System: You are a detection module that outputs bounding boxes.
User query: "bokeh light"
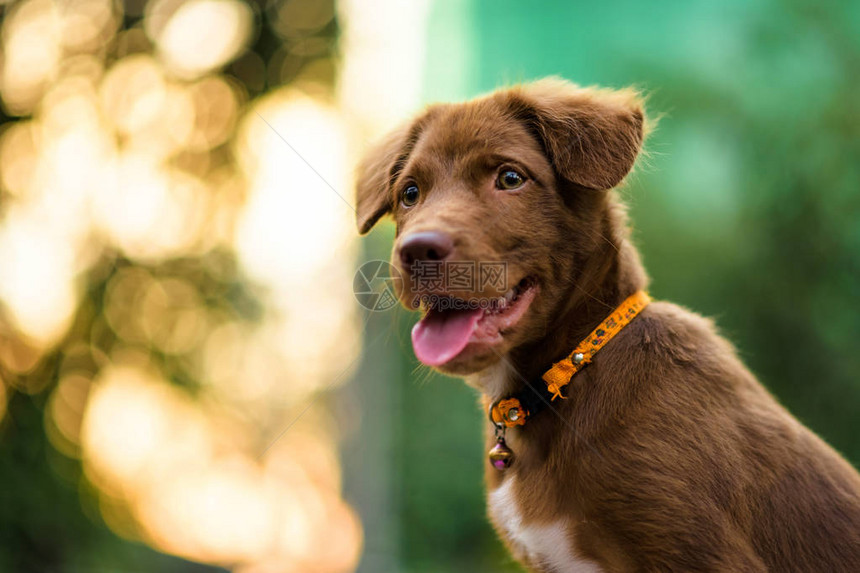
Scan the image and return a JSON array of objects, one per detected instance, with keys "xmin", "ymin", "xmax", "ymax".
[
  {"xmin": 1, "ymin": 0, "xmax": 362, "ymax": 570},
  {"xmin": 148, "ymin": 0, "xmax": 254, "ymax": 80}
]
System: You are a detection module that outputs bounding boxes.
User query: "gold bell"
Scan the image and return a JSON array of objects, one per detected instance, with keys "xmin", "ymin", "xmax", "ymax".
[{"xmin": 489, "ymin": 437, "xmax": 513, "ymax": 470}]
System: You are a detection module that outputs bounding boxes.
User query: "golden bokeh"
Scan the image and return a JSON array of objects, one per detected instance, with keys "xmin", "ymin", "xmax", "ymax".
[{"xmin": 0, "ymin": 0, "xmax": 373, "ymax": 570}]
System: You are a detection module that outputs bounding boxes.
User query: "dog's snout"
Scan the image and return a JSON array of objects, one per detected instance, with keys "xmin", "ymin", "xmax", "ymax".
[{"xmin": 398, "ymin": 231, "xmax": 454, "ymax": 267}]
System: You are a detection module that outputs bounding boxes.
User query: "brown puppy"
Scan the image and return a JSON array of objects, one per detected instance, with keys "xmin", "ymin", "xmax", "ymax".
[{"xmin": 355, "ymin": 78, "xmax": 860, "ymax": 572}]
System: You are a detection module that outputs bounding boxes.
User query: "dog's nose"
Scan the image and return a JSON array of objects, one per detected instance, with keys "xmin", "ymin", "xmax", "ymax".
[{"xmin": 398, "ymin": 231, "xmax": 454, "ymax": 267}]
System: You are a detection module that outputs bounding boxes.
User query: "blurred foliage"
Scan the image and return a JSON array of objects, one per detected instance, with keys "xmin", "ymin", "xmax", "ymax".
[{"xmin": 0, "ymin": 0, "xmax": 354, "ymax": 572}]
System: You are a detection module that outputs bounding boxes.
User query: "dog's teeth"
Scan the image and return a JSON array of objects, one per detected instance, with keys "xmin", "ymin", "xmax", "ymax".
[{"xmin": 504, "ymin": 289, "xmax": 516, "ymax": 303}]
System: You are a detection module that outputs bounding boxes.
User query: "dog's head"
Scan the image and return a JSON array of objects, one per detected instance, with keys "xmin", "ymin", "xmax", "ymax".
[{"xmin": 355, "ymin": 78, "xmax": 646, "ymax": 375}]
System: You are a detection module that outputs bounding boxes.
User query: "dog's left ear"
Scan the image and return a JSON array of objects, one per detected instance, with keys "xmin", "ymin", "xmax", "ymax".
[
  {"xmin": 510, "ymin": 78, "xmax": 646, "ymax": 190},
  {"xmin": 354, "ymin": 122, "xmax": 416, "ymax": 235}
]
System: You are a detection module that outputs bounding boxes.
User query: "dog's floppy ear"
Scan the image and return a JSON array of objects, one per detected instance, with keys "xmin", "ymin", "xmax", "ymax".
[
  {"xmin": 511, "ymin": 78, "xmax": 646, "ymax": 190},
  {"xmin": 354, "ymin": 123, "xmax": 414, "ymax": 235}
]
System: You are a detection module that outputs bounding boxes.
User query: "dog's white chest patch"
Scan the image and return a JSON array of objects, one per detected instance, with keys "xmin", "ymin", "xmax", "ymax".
[{"xmin": 489, "ymin": 478, "xmax": 603, "ymax": 573}]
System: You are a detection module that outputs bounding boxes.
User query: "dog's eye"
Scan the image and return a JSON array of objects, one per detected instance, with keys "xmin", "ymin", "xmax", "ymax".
[
  {"xmin": 401, "ymin": 184, "xmax": 420, "ymax": 207},
  {"xmin": 497, "ymin": 169, "xmax": 525, "ymax": 190}
]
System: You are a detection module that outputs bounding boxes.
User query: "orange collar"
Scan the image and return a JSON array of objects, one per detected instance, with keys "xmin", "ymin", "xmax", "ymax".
[{"xmin": 490, "ymin": 290, "xmax": 651, "ymax": 428}]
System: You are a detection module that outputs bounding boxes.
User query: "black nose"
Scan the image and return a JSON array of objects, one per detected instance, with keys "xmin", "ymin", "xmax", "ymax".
[{"xmin": 398, "ymin": 231, "xmax": 454, "ymax": 268}]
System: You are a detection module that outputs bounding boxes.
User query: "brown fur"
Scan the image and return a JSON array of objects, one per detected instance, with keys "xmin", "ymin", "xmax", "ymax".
[{"xmin": 355, "ymin": 78, "xmax": 860, "ymax": 572}]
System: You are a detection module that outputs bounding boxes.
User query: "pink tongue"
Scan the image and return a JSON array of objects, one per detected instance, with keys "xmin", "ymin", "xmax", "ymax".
[{"xmin": 411, "ymin": 308, "xmax": 483, "ymax": 366}]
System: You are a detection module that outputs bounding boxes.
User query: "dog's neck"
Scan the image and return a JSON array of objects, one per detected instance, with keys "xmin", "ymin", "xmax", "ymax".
[{"xmin": 475, "ymin": 210, "xmax": 648, "ymax": 400}]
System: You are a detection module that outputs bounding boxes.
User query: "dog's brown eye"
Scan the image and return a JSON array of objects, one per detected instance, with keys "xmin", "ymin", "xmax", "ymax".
[
  {"xmin": 497, "ymin": 170, "xmax": 525, "ymax": 190},
  {"xmin": 401, "ymin": 184, "xmax": 420, "ymax": 207}
]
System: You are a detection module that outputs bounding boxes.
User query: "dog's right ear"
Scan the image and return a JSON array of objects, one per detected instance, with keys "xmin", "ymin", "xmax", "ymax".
[
  {"xmin": 354, "ymin": 123, "xmax": 414, "ymax": 235},
  {"xmin": 508, "ymin": 78, "xmax": 646, "ymax": 191}
]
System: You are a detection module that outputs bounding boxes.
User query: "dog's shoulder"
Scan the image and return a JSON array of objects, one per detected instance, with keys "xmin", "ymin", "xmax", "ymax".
[
  {"xmin": 608, "ymin": 299, "xmax": 752, "ymax": 387},
  {"xmin": 625, "ymin": 300, "xmax": 728, "ymax": 355},
  {"xmin": 591, "ymin": 298, "xmax": 780, "ymax": 437}
]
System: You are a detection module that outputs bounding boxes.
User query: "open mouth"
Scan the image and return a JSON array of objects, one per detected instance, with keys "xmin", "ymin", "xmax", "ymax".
[{"xmin": 411, "ymin": 277, "xmax": 538, "ymax": 367}]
